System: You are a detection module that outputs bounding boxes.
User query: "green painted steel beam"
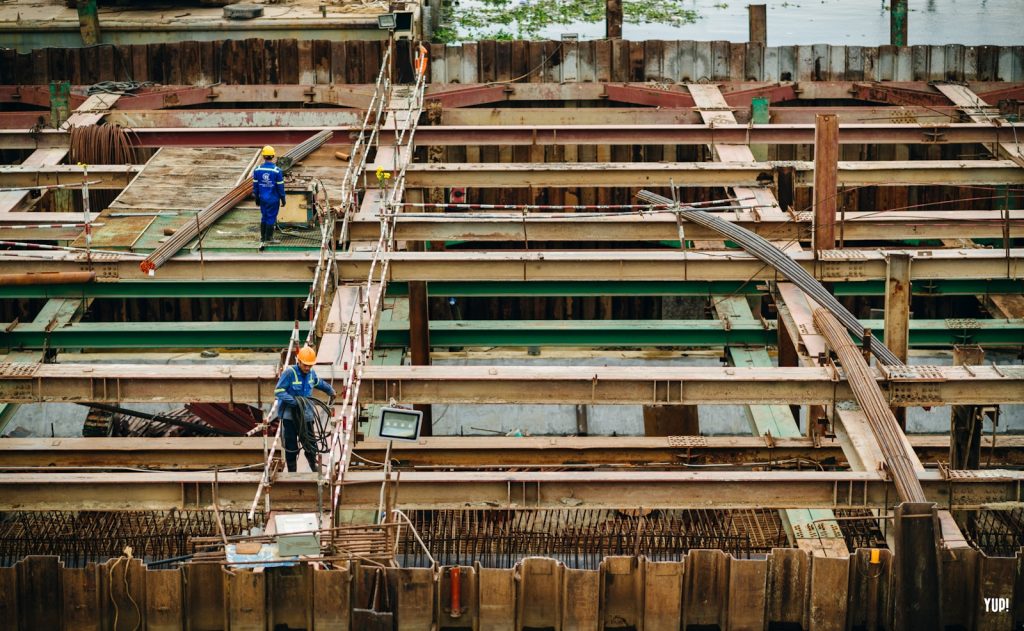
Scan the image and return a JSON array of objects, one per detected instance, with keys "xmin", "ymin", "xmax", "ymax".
[
  {"xmin": 0, "ymin": 281, "xmax": 310, "ymax": 299},
  {"xmin": 2, "ymin": 279, "xmax": 1019, "ymax": 300},
  {"xmin": 2, "ymin": 321, "xmax": 311, "ymax": 350},
  {"xmin": 3, "ymin": 319, "xmax": 1021, "ymax": 351},
  {"xmin": 385, "ymin": 279, "xmax": 1024, "ymax": 298},
  {"xmin": 714, "ymin": 296, "xmax": 845, "ymax": 547},
  {"xmin": 373, "ymin": 319, "xmax": 1024, "ymax": 349}
]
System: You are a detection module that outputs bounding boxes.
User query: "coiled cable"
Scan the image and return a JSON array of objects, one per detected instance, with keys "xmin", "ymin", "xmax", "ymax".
[{"xmin": 293, "ymin": 395, "xmax": 333, "ymax": 455}]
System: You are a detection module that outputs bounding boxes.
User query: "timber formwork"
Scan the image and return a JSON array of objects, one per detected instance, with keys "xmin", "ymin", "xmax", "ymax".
[{"xmin": 1, "ymin": 35, "xmax": 1024, "ymax": 630}]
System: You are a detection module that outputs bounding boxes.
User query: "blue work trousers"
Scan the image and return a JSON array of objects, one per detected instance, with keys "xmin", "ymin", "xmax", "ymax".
[{"xmin": 282, "ymin": 407, "xmax": 317, "ymax": 472}]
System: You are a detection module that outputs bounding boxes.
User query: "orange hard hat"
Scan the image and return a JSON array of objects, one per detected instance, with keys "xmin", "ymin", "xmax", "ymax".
[{"xmin": 296, "ymin": 346, "xmax": 317, "ymax": 365}]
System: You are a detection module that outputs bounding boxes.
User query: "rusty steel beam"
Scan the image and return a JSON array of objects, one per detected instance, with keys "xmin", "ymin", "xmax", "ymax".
[
  {"xmin": 348, "ymin": 210, "xmax": 1024, "ymax": 243},
  {"xmin": 2, "ymin": 82, "xmax": 1017, "ymax": 111},
  {"xmin": 3, "ymin": 435, "xmax": 1024, "ymax": 469},
  {"xmin": 402, "ymin": 160, "xmax": 1024, "ymax": 188},
  {"xmin": 850, "ymin": 82, "xmax": 953, "ymax": 108},
  {"xmin": 438, "ymin": 106, "xmax": 969, "ymax": 126},
  {"xmin": 0, "ymin": 468, "xmax": 1019, "ymax": 511},
  {"xmin": 5, "ymin": 435, "xmax": 1022, "ymax": 469},
  {"xmin": 8, "ymin": 122, "xmax": 1020, "ymax": 151},
  {"xmin": 0, "ymin": 164, "xmax": 141, "ymax": 189},
  {"xmin": 2, "ymin": 248, "xmax": 1020, "ymax": 284},
  {"xmin": 0, "ymin": 363, "xmax": 1021, "ymax": 405}
]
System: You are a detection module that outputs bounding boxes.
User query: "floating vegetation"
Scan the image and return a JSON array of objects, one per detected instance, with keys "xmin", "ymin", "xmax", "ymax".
[{"xmin": 437, "ymin": 0, "xmax": 700, "ymax": 43}]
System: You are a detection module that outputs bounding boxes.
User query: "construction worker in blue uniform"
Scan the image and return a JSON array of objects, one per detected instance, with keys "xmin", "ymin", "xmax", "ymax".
[
  {"xmin": 252, "ymin": 145, "xmax": 286, "ymax": 249},
  {"xmin": 274, "ymin": 345, "xmax": 336, "ymax": 472}
]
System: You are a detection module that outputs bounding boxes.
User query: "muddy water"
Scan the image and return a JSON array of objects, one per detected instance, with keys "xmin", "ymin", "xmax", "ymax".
[{"xmin": 454, "ymin": 0, "xmax": 1023, "ymax": 45}]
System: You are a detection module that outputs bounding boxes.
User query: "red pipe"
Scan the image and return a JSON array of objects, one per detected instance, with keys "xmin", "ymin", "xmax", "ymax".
[{"xmin": 449, "ymin": 566, "xmax": 462, "ymax": 618}]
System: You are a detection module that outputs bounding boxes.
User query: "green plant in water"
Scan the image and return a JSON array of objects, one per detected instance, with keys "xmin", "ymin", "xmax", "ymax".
[{"xmin": 439, "ymin": 0, "xmax": 700, "ymax": 42}]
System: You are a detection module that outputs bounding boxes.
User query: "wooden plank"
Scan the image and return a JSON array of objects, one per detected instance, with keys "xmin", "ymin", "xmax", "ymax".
[
  {"xmin": 145, "ymin": 568, "xmax": 184, "ymax": 631},
  {"xmin": 727, "ymin": 559, "xmax": 767, "ymax": 630},
  {"xmin": 478, "ymin": 568, "xmax": 515, "ymax": 631},
  {"xmin": 642, "ymin": 561, "xmax": 683, "ymax": 631}
]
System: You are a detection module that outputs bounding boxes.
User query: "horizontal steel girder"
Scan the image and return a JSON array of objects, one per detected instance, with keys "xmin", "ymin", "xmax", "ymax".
[
  {"xmin": 3, "ymin": 249, "xmax": 1021, "ymax": 285},
  {"xmin": 0, "ymin": 280, "xmax": 310, "ymax": 299},
  {"xmin": 0, "ymin": 278, "xmax": 1020, "ymax": 299},
  {"xmin": 355, "ymin": 364, "xmax": 1022, "ymax": 406},
  {"xmin": 401, "ymin": 160, "xmax": 1024, "ymax": 188},
  {"xmin": 4, "ymin": 318, "xmax": 1020, "ymax": 351},
  {"xmin": 338, "ymin": 249, "xmax": 1024, "ymax": 283},
  {"xmin": 7, "ymin": 435, "xmax": 1021, "ymax": 469},
  {"xmin": 385, "ymin": 279, "xmax": 1024, "ymax": 297},
  {"xmin": 5, "ymin": 363, "xmax": 1015, "ymax": 405},
  {"xmin": 349, "ymin": 210, "xmax": 1024, "ymax": 242},
  {"xmin": 0, "ymin": 165, "xmax": 142, "ymax": 189},
  {"xmin": 2, "ymin": 81, "xmax": 1018, "ymax": 110},
  {"xmin": 3, "ymin": 321, "xmax": 312, "ymax": 349},
  {"xmin": 436, "ymin": 106, "xmax": 975, "ymax": 126},
  {"xmin": 372, "ymin": 318, "xmax": 1024, "ymax": 348},
  {"xmin": 0, "ymin": 468, "xmax": 1019, "ymax": 511},
  {"xmin": 4, "ymin": 123, "xmax": 1023, "ymax": 150}
]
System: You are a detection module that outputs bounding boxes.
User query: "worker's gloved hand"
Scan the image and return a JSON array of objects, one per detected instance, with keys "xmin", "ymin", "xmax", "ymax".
[{"xmin": 280, "ymin": 199, "xmax": 286, "ymax": 207}]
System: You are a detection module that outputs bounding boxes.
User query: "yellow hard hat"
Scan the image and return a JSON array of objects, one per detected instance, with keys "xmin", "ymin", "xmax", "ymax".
[
  {"xmin": 262, "ymin": 145, "xmax": 276, "ymax": 157},
  {"xmin": 297, "ymin": 346, "xmax": 317, "ymax": 365}
]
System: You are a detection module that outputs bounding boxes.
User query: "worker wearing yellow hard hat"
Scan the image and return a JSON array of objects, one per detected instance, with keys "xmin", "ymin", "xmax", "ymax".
[
  {"xmin": 274, "ymin": 345, "xmax": 336, "ymax": 472},
  {"xmin": 252, "ymin": 145, "xmax": 285, "ymax": 250}
]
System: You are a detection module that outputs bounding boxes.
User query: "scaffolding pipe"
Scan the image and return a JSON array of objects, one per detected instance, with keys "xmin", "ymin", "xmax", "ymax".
[
  {"xmin": 140, "ymin": 130, "xmax": 333, "ymax": 275},
  {"xmin": 636, "ymin": 189, "xmax": 904, "ymax": 366}
]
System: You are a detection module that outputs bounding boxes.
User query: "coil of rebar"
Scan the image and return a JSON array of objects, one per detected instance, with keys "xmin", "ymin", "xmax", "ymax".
[
  {"xmin": 140, "ymin": 130, "xmax": 333, "ymax": 274},
  {"xmin": 636, "ymin": 189, "xmax": 904, "ymax": 367},
  {"xmin": 68, "ymin": 123, "xmax": 139, "ymax": 211}
]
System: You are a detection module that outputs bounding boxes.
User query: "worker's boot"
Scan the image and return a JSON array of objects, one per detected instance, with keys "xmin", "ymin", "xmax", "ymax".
[
  {"xmin": 268, "ymin": 224, "xmax": 281, "ymax": 244},
  {"xmin": 257, "ymin": 222, "xmax": 267, "ymax": 251}
]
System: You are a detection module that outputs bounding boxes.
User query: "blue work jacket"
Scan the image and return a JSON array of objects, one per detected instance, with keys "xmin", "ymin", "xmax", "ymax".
[
  {"xmin": 252, "ymin": 160, "xmax": 286, "ymax": 206},
  {"xmin": 274, "ymin": 365, "xmax": 335, "ymax": 419}
]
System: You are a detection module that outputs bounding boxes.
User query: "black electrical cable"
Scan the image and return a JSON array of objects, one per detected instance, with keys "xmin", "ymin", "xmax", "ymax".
[{"xmin": 293, "ymin": 395, "xmax": 333, "ymax": 455}]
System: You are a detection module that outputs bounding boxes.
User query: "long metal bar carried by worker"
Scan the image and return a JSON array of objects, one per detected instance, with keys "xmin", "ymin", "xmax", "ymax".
[
  {"xmin": 139, "ymin": 130, "xmax": 333, "ymax": 274},
  {"xmin": 637, "ymin": 189, "xmax": 904, "ymax": 366}
]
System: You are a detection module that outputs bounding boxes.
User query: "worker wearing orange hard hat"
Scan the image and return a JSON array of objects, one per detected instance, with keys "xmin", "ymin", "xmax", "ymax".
[
  {"xmin": 252, "ymin": 145, "xmax": 285, "ymax": 250},
  {"xmin": 274, "ymin": 345, "xmax": 336, "ymax": 472}
]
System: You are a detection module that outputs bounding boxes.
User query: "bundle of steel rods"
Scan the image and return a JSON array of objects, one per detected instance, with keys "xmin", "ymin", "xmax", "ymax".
[
  {"xmin": 637, "ymin": 189, "xmax": 904, "ymax": 366},
  {"xmin": 812, "ymin": 307, "xmax": 927, "ymax": 503},
  {"xmin": 140, "ymin": 130, "xmax": 333, "ymax": 274}
]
